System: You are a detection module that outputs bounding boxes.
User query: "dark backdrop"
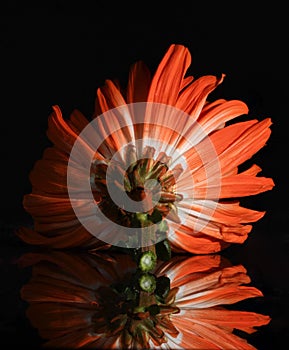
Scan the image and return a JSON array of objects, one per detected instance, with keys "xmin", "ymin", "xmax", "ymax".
[{"xmin": 0, "ymin": 2, "xmax": 288, "ymax": 349}]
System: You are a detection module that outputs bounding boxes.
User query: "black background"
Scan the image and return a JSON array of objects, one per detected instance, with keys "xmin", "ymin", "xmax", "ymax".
[{"xmin": 0, "ymin": 2, "xmax": 288, "ymax": 349}]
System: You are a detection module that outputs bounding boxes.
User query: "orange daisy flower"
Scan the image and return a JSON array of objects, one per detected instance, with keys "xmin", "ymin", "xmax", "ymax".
[
  {"xmin": 17, "ymin": 44, "xmax": 274, "ymax": 252},
  {"xmin": 19, "ymin": 251, "xmax": 270, "ymax": 349}
]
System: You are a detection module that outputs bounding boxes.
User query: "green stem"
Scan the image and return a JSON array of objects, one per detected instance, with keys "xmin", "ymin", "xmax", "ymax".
[
  {"xmin": 135, "ymin": 213, "xmax": 158, "ymax": 309},
  {"xmin": 136, "ymin": 213, "xmax": 156, "ymax": 255}
]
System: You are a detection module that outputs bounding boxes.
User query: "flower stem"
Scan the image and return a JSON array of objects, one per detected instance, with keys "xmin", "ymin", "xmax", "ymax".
[
  {"xmin": 136, "ymin": 213, "xmax": 158, "ymax": 309},
  {"xmin": 136, "ymin": 213, "xmax": 156, "ymax": 255}
]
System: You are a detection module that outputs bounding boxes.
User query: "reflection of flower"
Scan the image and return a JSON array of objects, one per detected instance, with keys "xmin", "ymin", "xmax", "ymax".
[
  {"xmin": 17, "ymin": 44, "xmax": 274, "ymax": 252},
  {"xmin": 20, "ymin": 251, "xmax": 270, "ymax": 349}
]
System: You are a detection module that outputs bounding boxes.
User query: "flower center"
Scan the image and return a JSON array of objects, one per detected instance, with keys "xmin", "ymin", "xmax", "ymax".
[{"xmin": 90, "ymin": 146, "xmax": 184, "ymax": 232}]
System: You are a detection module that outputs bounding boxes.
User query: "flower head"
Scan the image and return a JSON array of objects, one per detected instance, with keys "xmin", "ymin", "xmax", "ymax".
[
  {"xmin": 17, "ymin": 44, "xmax": 274, "ymax": 252},
  {"xmin": 19, "ymin": 251, "xmax": 270, "ymax": 349}
]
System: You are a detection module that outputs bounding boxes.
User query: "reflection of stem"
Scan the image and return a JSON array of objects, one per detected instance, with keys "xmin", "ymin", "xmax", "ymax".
[{"xmin": 139, "ymin": 290, "xmax": 156, "ymax": 309}]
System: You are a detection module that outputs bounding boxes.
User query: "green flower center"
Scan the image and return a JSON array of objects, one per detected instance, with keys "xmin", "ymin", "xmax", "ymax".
[{"xmin": 90, "ymin": 146, "xmax": 184, "ymax": 232}]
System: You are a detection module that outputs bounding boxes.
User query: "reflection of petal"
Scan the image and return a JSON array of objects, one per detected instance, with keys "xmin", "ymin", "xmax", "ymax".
[
  {"xmin": 19, "ymin": 251, "xmax": 270, "ymax": 349},
  {"xmin": 17, "ymin": 226, "xmax": 110, "ymax": 250}
]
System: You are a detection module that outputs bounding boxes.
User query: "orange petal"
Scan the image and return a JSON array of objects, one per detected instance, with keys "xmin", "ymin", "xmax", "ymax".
[
  {"xmin": 182, "ymin": 120, "xmax": 258, "ymax": 183},
  {"xmin": 241, "ymin": 164, "xmax": 262, "ymax": 176},
  {"xmin": 43, "ymin": 328, "xmax": 101, "ymax": 349},
  {"xmin": 178, "ymin": 200, "xmax": 265, "ymax": 225},
  {"xmin": 219, "ymin": 174, "xmax": 275, "ymax": 198},
  {"xmin": 27, "ymin": 304, "xmax": 95, "ymax": 332},
  {"xmin": 185, "ymin": 308, "xmax": 271, "ymax": 334},
  {"xmin": 175, "ymin": 74, "xmax": 225, "ymax": 118},
  {"xmin": 18, "ymin": 251, "xmax": 109, "ymax": 287},
  {"xmin": 156, "ymin": 254, "xmax": 222, "ymax": 282},
  {"xmin": 47, "ymin": 105, "xmax": 95, "ymax": 159},
  {"xmin": 172, "ymin": 315, "xmax": 258, "ymax": 349},
  {"xmin": 46, "ymin": 105, "xmax": 78, "ymax": 154},
  {"xmin": 67, "ymin": 109, "xmax": 89, "ymax": 134},
  {"xmin": 25, "ymin": 304, "xmax": 98, "ymax": 344},
  {"xmin": 42, "ymin": 146, "xmax": 69, "ymax": 162},
  {"xmin": 169, "ymin": 218, "xmax": 253, "ymax": 254},
  {"xmin": 28, "ymin": 160, "xmax": 68, "ymax": 195},
  {"xmin": 213, "ymin": 118, "xmax": 272, "ymax": 175},
  {"xmin": 198, "ymin": 99, "xmax": 249, "ymax": 133},
  {"xmin": 180, "ymin": 75, "xmax": 194, "ymax": 90},
  {"xmin": 147, "ymin": 44, "xmax": 191, "ymax": 105},
  {"xmin": 22, "ymin": 280, "xmax": 95, "ymax": 304},
  {"xmin": 126, "ymin": 61, "xmax": 151, "ymax": 103},
  {"xmin": 199, "ymin": 98, "xmax": 227, "ymax": 115},
  {"xmin": 173, "ymin": 264, "xmax": 250, "ymax": 295},
  {"xmin": 16, "ymin": 226, "xmax": 99, "ymax": 249},
  {"xmin": 166, "ymin": 324, "xmax": 220, "ymax": 349},
  {"xmin": 174, "ymin": 210, "xmax": 252, "ymax": 239},
  {"xmin": 93, "ymin": 80, "xmax": 135, "ymax": 156},
  {"xmin": 176, "ymin": 285, "xmax": 263, "ymax": 308},
  {"xmin": 96, "ymin": 79, "xmax": 126, "ymax": 113},
  {"xmin": 23, "ymin": 194, "xmax": 95, "ymax": 223},
  {"xmin": 168, "ymin": 226, "xmax": 229, "ymax": 254}
]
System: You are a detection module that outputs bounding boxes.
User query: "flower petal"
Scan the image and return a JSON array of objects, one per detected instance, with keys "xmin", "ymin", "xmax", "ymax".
[
  {"xmin": 168, "ymin": 225, "xmax": 229, "ymax": 254},
  {"xmin": 22, "ymin": 280, "xmax": 96, "ymax": 304},
  {"xmin": 213, "ymin": 118, "xmax": 272, "ymax": 175},
  {"xmin": 185, "ymin": 308, "xmax": 271, "ymax": 334},
  {"xmin": 23, "ymin": 194, "xmax": 95, "ymax": 224},
  {"xmin": 219, "ymin": 174, "xmax": 275, "ymax": 198},
  {"xmin": 93, "ymin": 80, "xmax": 136, "ymax": 158},
  {"xmin": 16, "ymin": 226, "xmax": 102, "ymax": 249},
  {"xmin": 171, "ymin": 314, "xmax": 258, "ymax": 350},
  {"xmin": 47, "ymin": 106, "xmax": 96, "ymax": 161},
  {"xmin": 67, "ymin": 109, "xmax": 90, "ymax": 134},
  {"xmin": 169, "ymin": 214, "xmax": 252, "ymax": 252},
  {"xmin": 174, "ymin": 264, "xmax": 251, "ymax": 295},
  {"xmin": 178, "ymin": 199, "xmax": 265, "ymax": 225},
  {"xmin": 24, "ymin": 304, "xmax": 95, "ymax": 330},
  {"xmin": 46, "ymin": 105, "xmax": 78, "ymax": 154},
  {"xmin": 176, "ymin": 285, "xmax": 263, "ymax": 308},
  {"xmin": 166, "ymin": 325, "xmax": 220, "ymax": 349},
  {"xmin": 175, "ymin": 74, "xmax": 225, "ymax": 118},
  {"xmin": 43, "ymin": 328, "xmax": 101, "ymax": 349},
  {"xmin": 126, "ymin": 61, "xmax": 151, "ymax": 103},
  {"xmin": 96, "ymin": 79, "xmax": 126, "ymax": 113},
  {"xmin": 147, "ymin": 44, "xmax": 191, "ymax": 105},
  {"xmin": 198, "ymin": 99, "xmax": 249, "ymax": 133},
  {"xmin": 156, "ymin": 254, "xmax": 222, "ymax": 282},
  {"xmin": 29, "ymin": 160, "xmax": 69, "ymax": 195}
]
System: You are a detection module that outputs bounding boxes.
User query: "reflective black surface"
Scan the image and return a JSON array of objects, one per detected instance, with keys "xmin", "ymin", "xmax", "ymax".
[{"xmin": 1, "ymin": 222, "xmax": 288, "ymax": 349}]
